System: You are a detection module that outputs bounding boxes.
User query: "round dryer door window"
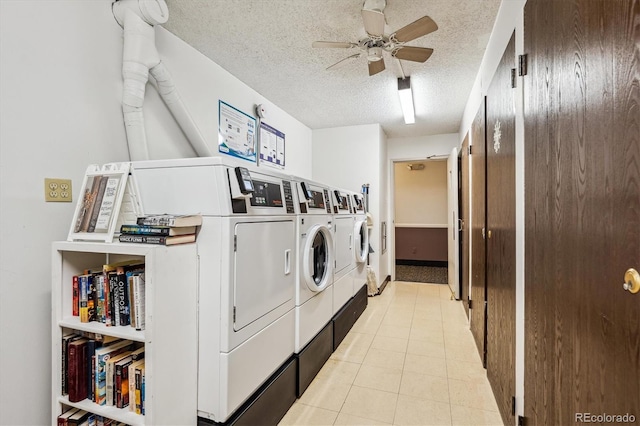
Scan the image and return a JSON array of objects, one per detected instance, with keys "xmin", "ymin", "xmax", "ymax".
[
  {"xmin": 303, "ymin": 224, "xmax": 334, "ymax": 292},
  {"xmin": 354, "ymin": 219, "xmax": 369, "ymax": 263}
]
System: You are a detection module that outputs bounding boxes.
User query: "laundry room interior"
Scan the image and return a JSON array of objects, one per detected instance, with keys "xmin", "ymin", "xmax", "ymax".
[{"xmin": 1, "ymin": 1, "xmax": 638, "ymax": 426}]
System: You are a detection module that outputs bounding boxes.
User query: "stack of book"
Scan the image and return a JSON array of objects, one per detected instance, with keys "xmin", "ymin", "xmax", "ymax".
[{"xmin": 118, "ymin": 214, "xmax": 202, "ymax": 246}]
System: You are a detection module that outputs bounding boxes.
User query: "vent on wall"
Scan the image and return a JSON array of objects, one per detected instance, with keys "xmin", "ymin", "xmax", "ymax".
[{"xmin": 406, "ymin": 163, "xmax": 425, "ymax": 171}]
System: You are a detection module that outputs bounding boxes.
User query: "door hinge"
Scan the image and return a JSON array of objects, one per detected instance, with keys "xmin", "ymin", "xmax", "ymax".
[
  {"xmin": 518, "ymin": 415, "xmax": 525, "ymax": 426},
  {"xmin": 468, "ymin": 298, "xmax": 473, "ymax": 310},
  {"xmin": 512, "ymin": 396, "xmax": 516, "ymax": 416},
  {"xmin": 468, "ymin": 145, "xmax": 472, "ymax": 155},
  {"xmin": 518, "ymin": 54, "xmax": 528, "ymax": 76},
  {"xmin": 234, "ymin": 235, "xmax": 237, "ymax": 252},
  {"xmin": 233, "ymin": 306, "xmax": 236, "ymax": 322},
  {"xmin": 511, "ymin": 68, "xmax": 517, "ymax": 88}
]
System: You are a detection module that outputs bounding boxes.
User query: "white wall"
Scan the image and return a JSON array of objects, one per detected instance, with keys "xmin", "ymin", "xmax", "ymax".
[
  {"xmin": 394, "ymin": 161, "xmax": 448, "ymax": 226},
  {"xmin": 457, "ymin": 1, "xmax": 526, "ymax": 423},
  {"xmin": 0, "ymin": 2, "xmax": 311, "ymax": 424},
  {"xmin": 312, "ymin": 124, "xmax": 389, "ymax": 284}
]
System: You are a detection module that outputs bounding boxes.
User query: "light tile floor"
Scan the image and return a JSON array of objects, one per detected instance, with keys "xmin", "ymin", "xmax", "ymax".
[{"xmin": 279, "ymin": 281, "xmax": 503, "ymax": 426}]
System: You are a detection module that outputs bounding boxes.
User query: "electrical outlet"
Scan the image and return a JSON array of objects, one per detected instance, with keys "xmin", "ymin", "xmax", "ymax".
[{"xmin": 45, "ymin": 178, "xmax": 72, "ymax": 202}]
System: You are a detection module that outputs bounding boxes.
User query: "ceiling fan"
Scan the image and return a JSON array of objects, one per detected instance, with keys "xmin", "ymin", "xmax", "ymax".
[{"xmin": 312, "ymin": 0, "xmax": 438, "ymax": 76}]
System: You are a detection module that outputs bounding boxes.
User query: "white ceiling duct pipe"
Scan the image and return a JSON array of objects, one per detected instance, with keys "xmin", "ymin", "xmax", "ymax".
[{"xmin": 113, "ymin": 0, "xmax": 212, "ymax": 160}]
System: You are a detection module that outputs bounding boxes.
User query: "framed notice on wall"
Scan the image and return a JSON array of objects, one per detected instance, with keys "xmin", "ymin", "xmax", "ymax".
[
  {"xmin": 218, "ymin": 100, "xmax": 257, "ymax": 163},
  {"xmin": 259, "ymin": 121, "xmax": 285, "ymax": 168}
]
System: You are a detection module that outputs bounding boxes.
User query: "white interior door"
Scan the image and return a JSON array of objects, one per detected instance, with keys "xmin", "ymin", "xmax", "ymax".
[{"xmin": 447, "ymin": 148, "xmax": 460, "ymax": 299}]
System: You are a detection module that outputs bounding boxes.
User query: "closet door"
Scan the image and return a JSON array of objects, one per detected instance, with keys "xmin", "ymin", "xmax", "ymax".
[
  {"xmin": 470, "ymin": 98, "xmax": 487, "ymax": 364},
  {"xmin": 460, "ymin": 134, "xmax": 470, "ymax": 316},
  {"xmin": 486, "ymin": 31, "xmax": 517, "ymax": 426},
  {"xmin": 524, "ymin": 0, "xmax": 640, "ymax": 424}
]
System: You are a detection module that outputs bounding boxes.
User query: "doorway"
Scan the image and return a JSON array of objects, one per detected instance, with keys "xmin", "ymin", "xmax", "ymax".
[{"xmin": 392, "ymin": 159, "xmax": 449, "ymax": 285}]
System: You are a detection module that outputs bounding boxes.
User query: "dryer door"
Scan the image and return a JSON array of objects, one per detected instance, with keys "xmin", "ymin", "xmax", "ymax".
[
  {"xmin": 354, "ymin": 219, "xmax": 369, "ymax": 263},
  {"xmin": 233, "ymin": 220, "xmax": 295, "ymax": 331},
  {"xmin": 302, "ymin": 224, "xmax": 334, "ymax": 292}
]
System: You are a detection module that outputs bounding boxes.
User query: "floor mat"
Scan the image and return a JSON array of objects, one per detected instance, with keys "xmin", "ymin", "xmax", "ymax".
[{"xmin": 395, "ymin": 265, "xmax": 448, "ymax": 284}]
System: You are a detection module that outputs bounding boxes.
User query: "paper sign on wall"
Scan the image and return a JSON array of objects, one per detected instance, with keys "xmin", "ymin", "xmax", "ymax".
[
  {"xmin": 259, "ymin": 121, "xmax": 285, "ymax": 168},
  {"xmin": 218, "ymin": 100, "xmax": 256, "ymax": 162}
]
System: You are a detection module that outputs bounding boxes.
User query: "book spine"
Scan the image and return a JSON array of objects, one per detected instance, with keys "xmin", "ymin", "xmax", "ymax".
[
  {"xmin": 96, "ymin": 275, "xmax": 105, "ymax": 324},
  {"xmin": 85, "ymin": 340, "xmax": 96, "ymax": 401},
  {"xmin": 106, "ymin": 360, "xmax": 115, "ymax": 406},
  {"xmin": 135, "ymin": 368, "xmax": 142, "ymax": 414},
  {"xmin": 94, "ymin": 177, "xmax": 120, "ymax": 231},
  {"xmin": 119, "ymin": 234, "xmax": 167, "ymax": 245},
  {"xmin": 72, "ymin": 275, "xmax": 79, "ymax": 316},
  {"xmin": 141, "ymin": 370, "xmax": 145, "ymax": 415},
  {"xmin": 115, "ymin": 363, "xmax": 123, "ymax": 408},
  {"xmin": 87, "ymin": 274, "xmax": 97, "ymax": 322},
  {"xmin": 136, "ymin": 217, "xmax": 177, "ymax": 226},
  {"xmin": 103, "ymin": 273, "xmax": 110, "ymax": 326},
  {"xmin": 87, "ymin": 176, "xmax": 109, "ymax": 232},
  {"xmin": 133, "ymin": 275, "xmax": 144, "ymax": 331},
  {"xmin": 79, "ymin": 276, "xmax": 89, "ymax": 323},
  {"xmin": 120, "ymin": 224, "xmax": 170, "ymax": 236},
  {"xmin": 121, "ymin": 362, "xmax": 130, "ymax": 408},
  {"xmin": 68, "ymin": 343, "xmax": 86, "ymax": 403},
  {"xmin": 117, "ymin": 272, "xmax": 129, "ymax": 326},
  {"xmin": 128, "ymin": 275, "xmax": 136, "ymax": 329},
  {"xmin": 128, "ymin": 363, "xmax": 137, "ymax": 412},
  {"xmin": 109, "ymin": 272, "xmax": 118, "ymax": 326}
]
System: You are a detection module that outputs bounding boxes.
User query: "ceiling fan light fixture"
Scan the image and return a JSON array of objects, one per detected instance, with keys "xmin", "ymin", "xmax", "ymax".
[
  {"xmin": 367, "ymin": 46, "xmax": 383, "ymax": 61},
  {"xmin": 363, "ymin": 0, "xmax": 386, "ymax": 12},
  {"xmin": 398, "ymin": 77, "xmax": 415, "ymax": 124}
]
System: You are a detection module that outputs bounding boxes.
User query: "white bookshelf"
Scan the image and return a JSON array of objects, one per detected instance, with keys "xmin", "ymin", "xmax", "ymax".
[{"xmin": 51, "ymin": 241, "xmax": 198, "ymax": 425}]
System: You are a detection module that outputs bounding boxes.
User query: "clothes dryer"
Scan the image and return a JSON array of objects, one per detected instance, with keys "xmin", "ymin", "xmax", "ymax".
[
  {"xmin": 132, "ymin": 157, "xmax": 297, "ymax": 423},
  {"xmin": 330, "ymin": 188, "xmax": 356, "ymax": 314},
  {"xmin": 350, "ymin": 191, "xmax": 369, "ymax": 296},
  {"xmin": 292, "ymin": 179, "xmax": 335, "ymax": 352}
]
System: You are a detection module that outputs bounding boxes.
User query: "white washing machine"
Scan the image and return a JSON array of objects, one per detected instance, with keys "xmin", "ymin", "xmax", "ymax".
[
  {"xmin": 292, "ymin": 179, "xmax": 335, "ymax": 353},
  {"xmin": 330, "ymin": 188, "xmax": 356, "ymax": 314},
  {"xmin": 350, "ymin": 191, "xmax": 369, "ymax": 296},
  {"xmin": 131, "ymin": 157, "xmax": 297, "ymax": 423}
]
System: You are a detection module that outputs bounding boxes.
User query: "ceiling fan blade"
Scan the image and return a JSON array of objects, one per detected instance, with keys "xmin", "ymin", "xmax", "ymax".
[
  {"xmin": 327, "ymin": 53, "xmax": 362, "ymax": 70},
  {"xmin": 391, "ymin": 15, "xmax": 438, "ymax": 43},
  {"xmin": 362, "ymin": 9, "xmax": 385, "ymax": 37},
  {"xmin": 393, "ymin": 46, "xmax": 434, "ymax": 62},
  {"xmin": 312, "ymin": 41, "xmax": 357, "ymax": 48},
  {"xmin": 368, "ymin": 59, "xmax": 386, "ymax": 76}
]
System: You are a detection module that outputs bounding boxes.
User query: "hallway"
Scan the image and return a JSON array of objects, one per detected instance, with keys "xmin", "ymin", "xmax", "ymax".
[{"xmin": 279, "ymin": 282, "xmax": 501, "ymax": 425}]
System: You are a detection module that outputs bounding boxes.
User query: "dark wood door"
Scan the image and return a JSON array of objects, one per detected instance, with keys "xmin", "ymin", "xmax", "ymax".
[
  {"xmin": 486, "ymin": 32, "xmax": 517, "ymax": 426},
  {"xmin": 470, "ymin": 98, "xmax": 487, "ymax": 364},
  {"xmin": 460, "ymin": 134, "xmax": 470, "ymax": 317},
  {"xmin": 524, "ymin": 0, "xmax": 640, "ymax": 424}
]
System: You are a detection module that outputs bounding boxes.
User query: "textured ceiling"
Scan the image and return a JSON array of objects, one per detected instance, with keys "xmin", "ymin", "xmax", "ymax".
[{"xmin": 163, "ymin": 0, "xmax": 501, "ymax": 139}]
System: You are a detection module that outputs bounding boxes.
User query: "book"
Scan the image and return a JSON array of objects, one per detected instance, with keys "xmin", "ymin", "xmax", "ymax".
[
  {"xmin": 79, "ymin": 176, "xmax": 104, "ymax": 232},
  {"xmin": 128, "ymin": 358, "xmax": 145, "ymax": 412},
  {"xmin": 139, "ymin": 362, "xmax": 146, "ymax": 415},
  {"xmin": 61, "ymin": 332, "xmax": 82, "ymax": 395},
  {"xmin": 101, "ymin": 259, "xmax": 142, "ymax": 326},
  {"xmin": 106, "ymin": 350, "xmax": 132, "ymax": 406},
  {"xmin": 73, "ymin": 176, "xmax": 95, "ymax": 233},
  {"xmin": 67, "ymin": 409, "xmax": 90, "ymax": 426},
  {"xmin": 136, "ymin": 213, "xmax": 202, "ymax": 227},
  {"xmin": 57, "ymin": 407, "xmax": 79, "ymax": 426},
  {"xmin": 115, "ymin": 355, "xmax": 134, "ymax": 408},
  {"xmin": 85, "ymin": 339, "xmax": 100, "ymax": 401},
  {"xmin": 87, "ymin": 273, "xmax": 98, "ymax": 322},
  {"xmin": 72, "ymin": 275, "xmax": 79, "ymax": 316},
  {"xmin": 93, "ymin": 176, "xmax": 122, "ymax": 232},
  {"xmin": 132, "ymin": 273, "xmax": 145, "ymax": 330},
  {"xmin": 78, "ymin": 274, "xmax": 90, "ymax": 323},
  {"xmin": 87, "ymin": 176, "xmax": 109, "ymax": 232},
  {"xmin": 118, "ymin": 233, "xmax": 196, "ymax": 246},
  {"xmin": 67, "ymin": 338, "xmax": 88, "ymax": 402},
  {"xmin": 130, "ymin": 346, "xmax": 145, "ymax": 361},
  {"xmin": 120, "ymin": 224, "xmax": 197, "ymax": 236},
  {"xmin": 94, "ymin": 339, "xmax": 134, "ymax": 405}
]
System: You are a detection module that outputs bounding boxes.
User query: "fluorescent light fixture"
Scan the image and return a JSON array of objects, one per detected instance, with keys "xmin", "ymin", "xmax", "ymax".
[{"xmin": 397, "ymin": 77, "xmax": 415, "ymax": 124}]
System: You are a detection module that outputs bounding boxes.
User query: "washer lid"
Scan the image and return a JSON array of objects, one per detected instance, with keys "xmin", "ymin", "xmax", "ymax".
[{"xmin": 302, "ymin": 224, "xmax": 334, "ymax": 292}]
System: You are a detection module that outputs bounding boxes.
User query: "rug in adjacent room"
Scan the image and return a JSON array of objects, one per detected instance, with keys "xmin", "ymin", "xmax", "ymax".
[{"xmin": 395, "ymin": 265, "xmax": 448, "ymax": 284}]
